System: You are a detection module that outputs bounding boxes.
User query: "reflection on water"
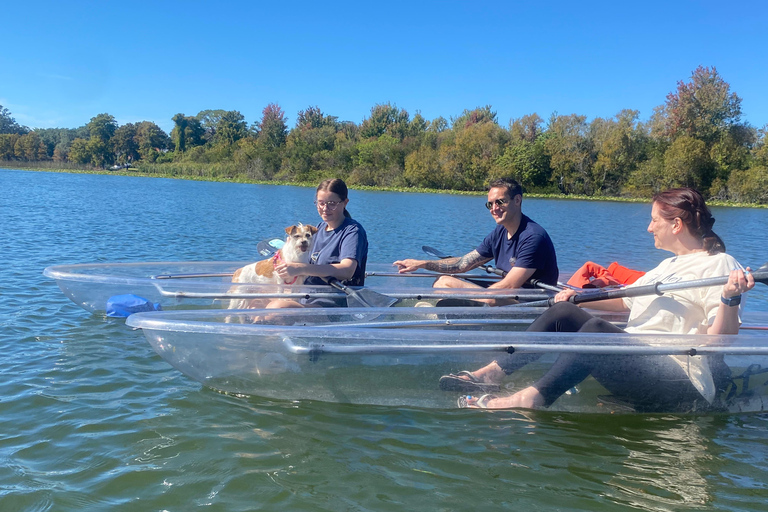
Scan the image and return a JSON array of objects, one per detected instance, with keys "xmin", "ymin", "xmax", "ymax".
[{"xmin": 607, "ymin": 419, "xmax": 713, "ymax": 508}]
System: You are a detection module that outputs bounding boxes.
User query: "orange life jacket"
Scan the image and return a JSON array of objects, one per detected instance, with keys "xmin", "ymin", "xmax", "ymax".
[{"xmin": 566, "ymin": 261, "xmax": 645, "ymax": 288}]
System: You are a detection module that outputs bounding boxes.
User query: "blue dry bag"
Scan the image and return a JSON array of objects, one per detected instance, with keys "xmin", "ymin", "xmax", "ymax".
[{"xmin": 106, "ymin": 294, "xmax": 162, "ymax": 318}]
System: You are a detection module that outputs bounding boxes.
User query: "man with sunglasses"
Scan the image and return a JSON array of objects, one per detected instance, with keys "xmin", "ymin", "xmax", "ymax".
[{"xmin": 393, "ymin": 178, "xmax": 558, "ymax": 305}]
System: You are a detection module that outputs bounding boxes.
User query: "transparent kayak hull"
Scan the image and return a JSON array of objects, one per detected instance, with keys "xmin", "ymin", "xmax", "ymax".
[
  {"xmin": 126, "ymin": 307, "xmax": 768, "ymax": 413},
  {"xmin": 43, "ymin": 261, "xmax": 555, "ymax": 315}
]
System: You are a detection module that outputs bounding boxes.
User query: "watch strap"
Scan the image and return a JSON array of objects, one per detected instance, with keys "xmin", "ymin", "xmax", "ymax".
[{"xmin": 721, "ymin": 295, "xmax": 741, "ymax": 307}]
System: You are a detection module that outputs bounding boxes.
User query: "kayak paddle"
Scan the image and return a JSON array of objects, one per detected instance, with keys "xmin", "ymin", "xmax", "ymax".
[
  {"xmin": 256, "ymin": 237, "xmax": 285, "ymax": 256},
  {"xmin": 326, "ymin": 277, "xmax": 399, "ymax": 308},
  {"xmin": 515, "ymin": 263, "xmax": 768, "ymax": 308}
]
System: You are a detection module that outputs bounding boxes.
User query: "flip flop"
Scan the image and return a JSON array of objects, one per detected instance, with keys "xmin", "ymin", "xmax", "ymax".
[
  {"xmin": 439, "ymin": 370, "xmax": 501, "ymax": 392},
  {"xmin": 457, "ymin": 394, "xmax": 497, "ymax": 409}
]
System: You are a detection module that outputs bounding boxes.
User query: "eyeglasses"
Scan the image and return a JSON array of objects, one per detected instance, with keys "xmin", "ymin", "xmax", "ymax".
[
  {"xmin": 485, "ymin": 198, "xmax": 509, "ymax": 210},
  {"xmin": 314, "ymin": 200, "xmax": 340, "ymax": 210}
]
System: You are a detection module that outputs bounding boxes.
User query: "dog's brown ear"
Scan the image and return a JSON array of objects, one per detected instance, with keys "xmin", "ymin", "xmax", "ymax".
[
  {"xmin": 308, "ymin": 225, "xmax": 319, "ymax": 235},
  {"xmin": 285, "ymin": 225, "xmax": 297, "ymax": 235}
]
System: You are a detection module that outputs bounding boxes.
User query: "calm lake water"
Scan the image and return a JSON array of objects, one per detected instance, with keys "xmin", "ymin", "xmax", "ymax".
[{"xmin": 2, "ymin": 168, "xmax": 767, "ymax": 511}]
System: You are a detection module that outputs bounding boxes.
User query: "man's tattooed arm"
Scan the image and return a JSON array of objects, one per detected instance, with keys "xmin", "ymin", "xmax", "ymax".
[{"xmin": 422, "ymin": 250, "xmax": 492, "ymax": 273}]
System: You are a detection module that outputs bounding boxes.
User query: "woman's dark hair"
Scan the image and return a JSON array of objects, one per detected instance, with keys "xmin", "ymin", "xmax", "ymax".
[
  {"xmin": 317, "ymin": 178, "xmax": 351, "ymax": 218},
  {"xmin": 488, "ymin": 178, "xmax": 523, "ymax": 199},
  {"xmin": 652, "ymin": 187, "xmax": 725, "ymax": 254}
]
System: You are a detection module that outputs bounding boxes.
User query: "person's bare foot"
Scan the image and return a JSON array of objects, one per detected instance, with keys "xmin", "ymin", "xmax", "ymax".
[{"xmin": 463, "ymin": 386, "xmax": 545, "ymax": 409}]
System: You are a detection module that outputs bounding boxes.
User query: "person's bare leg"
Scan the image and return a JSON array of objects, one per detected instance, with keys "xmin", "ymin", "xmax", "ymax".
[
  {"xmin": 432, "ymin": 275, "xmax": 510, "ymax": 306},
  {"xmin": 433, "ymin": 275, "xmax": 481, "ymax": 289}
]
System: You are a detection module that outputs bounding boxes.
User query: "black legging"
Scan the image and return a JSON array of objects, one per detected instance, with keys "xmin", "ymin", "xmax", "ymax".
[{"xmin": 496, "ymin": 302, "xmax": 729, "ymax": 412}]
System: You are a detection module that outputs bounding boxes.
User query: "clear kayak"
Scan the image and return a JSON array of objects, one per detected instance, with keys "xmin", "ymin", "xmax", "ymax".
[
  {"xmin": 126, "ymin": 307, "xmax": 768, "ymax": 413},
  {"xmin": 43, "ymin": 261, "xmax": 557, "ymax": 315}
]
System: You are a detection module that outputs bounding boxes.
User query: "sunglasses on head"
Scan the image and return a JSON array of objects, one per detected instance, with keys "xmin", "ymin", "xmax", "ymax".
[{"xmin": 485, "ymin": 198, "xmax": 509, "ymax": 210}]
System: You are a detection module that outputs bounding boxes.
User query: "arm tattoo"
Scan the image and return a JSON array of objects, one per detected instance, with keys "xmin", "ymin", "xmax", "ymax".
[{"xmin": 423, "ymin": 250, "xmax": 491, "ymax": 273}]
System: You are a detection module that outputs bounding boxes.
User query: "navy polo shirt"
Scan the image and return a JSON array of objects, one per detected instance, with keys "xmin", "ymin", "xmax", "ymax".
[{"xmin": 476, "ymin": 214, "xmax": 558, "ymax": 286}]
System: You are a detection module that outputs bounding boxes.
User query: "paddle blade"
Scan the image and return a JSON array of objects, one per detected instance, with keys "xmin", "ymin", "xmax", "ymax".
[
  {"xmin": 422, "ymin": 246, "xmax": 451, "ymax": 259},
  {"xmin": 257, "ymin": 238, "xmax": 285, "ymax": 256},
  {"xmin": 753, "ymin": 263, "xmax": 768, "ymax": 285},
  {"xmin": 346, "ymin": 288, "xmax": 399, "ymax": 308}
]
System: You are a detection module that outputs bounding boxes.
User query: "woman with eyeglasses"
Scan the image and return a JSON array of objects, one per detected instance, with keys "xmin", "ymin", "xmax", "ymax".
[
  {"xmin": 271, "ymin": 178, "xmax": 368, "ymax": 308},
  {"xmin": 393, "ymin": 177, "xmax": 559, "ymax": 306}
]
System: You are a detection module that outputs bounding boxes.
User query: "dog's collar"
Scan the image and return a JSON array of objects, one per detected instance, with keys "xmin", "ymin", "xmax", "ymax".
[{"xmin": 271, "ymin": 251, "xmax": 298, "ymax": 285}]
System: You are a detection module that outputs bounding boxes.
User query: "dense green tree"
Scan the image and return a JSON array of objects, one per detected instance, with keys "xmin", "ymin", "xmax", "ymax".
[
  {"xmin": 428, "ymin": 116, "xmax": 449, "ymax": 133},
  {"xmin": 451, "ymin": 106, "xmax": 497, "ymax": 131},
  {"xmin": 87, "ymin": 113, "xmax": 118, "ymax": 141},
  {"xmin": 404, "ymin": 144, "xmax": 443, "ymax": 188},
  {"xmin": 0, "ymin": 134, "xmax": 21, "ymax": 159},
  {"xmin": 35, "ymin": 127, "xmax": 86, "ymax": 159},
  {"xmin": 727, "ymin": 165, "xmax": 768, "ymax": 203},
  {"xmin": 13, "ymin": 132, "xmax": 47, "ymax": 160},
  {"xmin": 545, "ymin": 114, "xmax": 594, "ymax": 194},
  {"xmin": 53, "ymin": 144, "xmax": 68, "ymax": 162},
  {"xmin": 171, "ymin": 113, "xmax": 188, "ymax": 152},
  {"xmin": 662, "ymin": 66, "xmax": 744, "ymax": 145},
  {"xmin": 252, "ymin": 104, "xmax": 288, "ymax": 177},
  {"xmin": 625, "ymin": 153, "xmax": 666, "ymax": 196},
  {"xmin": 491, "ymin": 135, "xmax": 550, "ymax": 191},
  {"xmin": 751, "ymin": 125, "xmax": 768, "ymax": 167},
  {"xmin": 283, "ymin": 107, "xmax": 340, "ymax": 179},
  {"xmin": 409, "ymin": 112, "xmax": 429, "ymax": 138},
  {"xmin": 509, "ymin": 113, "xmax": 544, "ymax": 143},
  {"xmin": 258, "ymin": 103, "xmax": 288, "ymax": 149},
  {"xmin": 708, "ymin": 124, "xmax": 756, "ymax": 197},
  {"xmin": 351, "ymin": 133, "xmax": 403, "ymax": 186},
  {"xmin": 213, "ymin": 111, "xmax": 248, "ymax": 146},
  {"xmin": 196, "ymin": 109, "xmax": 229, "ymax": 143},
  {"xmin": 112, "ymin": 123, "xmax": 140, "ymax": 163},
  {"xmin": 0, "ymin": 105, "xmax": 28, "ymax": 134},
  {"xmin": 171, "ymin": 114, "xmax": 204, "ymax": 154},
  {"xmin": 88, "ymin": 138, "xmax": 113, "ymax": 167},
  {"xmin": 296, "ymin": 106, "xmax": 338, "ymax": 131},
  {"xmin": 67, "ymin": 138, "xmax": 91, "ymax": 164},
  {"xmin": 359, "ymin": 103, "xmax": 411, "ymax": 140},
  {"xmin": 440, "ymin": 121, "xmax": 509, "ymax": 190},
  {"xmin": 589, "ymin": 110, "xmax": 647, "ymax": 194},
  {"xmin": 135, "ymin": 121, "xmax": 170, "ymax": 162},
  {"xmin": 663, "ymin": 136, "xmax": 711, "ymax": 189}
]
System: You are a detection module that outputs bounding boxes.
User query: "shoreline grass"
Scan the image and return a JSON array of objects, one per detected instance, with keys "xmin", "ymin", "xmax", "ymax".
[{"xmin": 3, "ymin": 163, "xmax": 765, "ymax": 209}]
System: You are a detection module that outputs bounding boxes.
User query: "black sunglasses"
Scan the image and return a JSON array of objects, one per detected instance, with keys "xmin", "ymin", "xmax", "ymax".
[{"xmin": 485, "ymin": 198, "xmax": 509, "ymax": 210}]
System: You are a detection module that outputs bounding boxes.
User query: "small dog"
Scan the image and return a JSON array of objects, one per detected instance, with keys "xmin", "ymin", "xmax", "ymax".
[{"xmin": 228, "ymin": 224, "xmax": 318, "ymax": 310}]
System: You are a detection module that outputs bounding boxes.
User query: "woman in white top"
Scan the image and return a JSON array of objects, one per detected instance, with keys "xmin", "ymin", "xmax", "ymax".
[{"xmin": 460, "ymin": 187, "xmax": 755, "ymax": 411}]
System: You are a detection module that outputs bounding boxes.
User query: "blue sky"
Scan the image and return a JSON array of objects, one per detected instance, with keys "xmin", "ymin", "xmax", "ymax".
[{"xmin": 2, "ymin": 1, "xmax": 767, "ymax": 134}]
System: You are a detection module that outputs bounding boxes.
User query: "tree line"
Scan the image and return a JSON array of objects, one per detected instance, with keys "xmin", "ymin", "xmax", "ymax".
[{"xmin": 2, "ymin": 66, "xmax": 766, "ymax": 203}]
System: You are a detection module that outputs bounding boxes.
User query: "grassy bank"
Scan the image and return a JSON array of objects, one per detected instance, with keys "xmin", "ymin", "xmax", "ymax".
[{"xmin": 3, "ymin": 163, "xmax": 765, "ymax": 208}]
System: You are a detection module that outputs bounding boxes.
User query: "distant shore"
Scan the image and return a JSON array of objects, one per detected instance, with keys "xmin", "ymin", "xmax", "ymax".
[{"xmin": 4, "ymin": 164, "xmax": 765, "ymax": 209}]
